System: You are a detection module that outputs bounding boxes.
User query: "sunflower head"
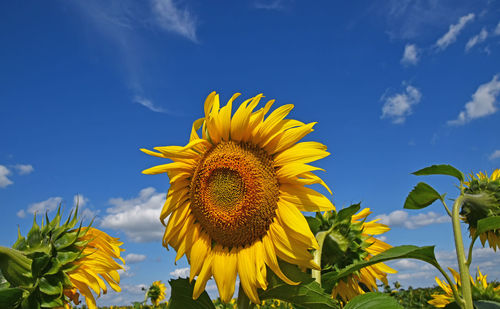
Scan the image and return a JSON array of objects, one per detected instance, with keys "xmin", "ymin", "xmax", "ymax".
[
  {"xmin": 313, "ymin": 204, "xmax": 396, "ymax": 302},
  {"xmin": 462, "ymin": 169, "xmax": 500, "ymax": 250},
  {"xmin": 1, "ymin": 207, "xmax": 124, "ymax": 309},
  {"xmin": 147, "ymin": 280, "xmax": 167, "ymax": 306},
  {"xmin": 142, "ymin": 92, "xmax": 334, "ymax": 303},
  {"xmin": 428, "ymin": 267, "xmax": 500, "ymax": 308}
]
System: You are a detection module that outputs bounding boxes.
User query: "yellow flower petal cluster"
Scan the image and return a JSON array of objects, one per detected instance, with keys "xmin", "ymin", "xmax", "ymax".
[
  {"xmin": 429, "ymin": 267, "xmax": 500, "ymax": 307},
  {"xmin": 142, "ymin": 92, "xmax": 334, "ymax": 303},
  {"xmin": 331, "ymin": 208, "xmax": 397, "ymax": 302},
  {"xmin": 65, "ymin": 227, "xmax": 125, "ymax": 309}
]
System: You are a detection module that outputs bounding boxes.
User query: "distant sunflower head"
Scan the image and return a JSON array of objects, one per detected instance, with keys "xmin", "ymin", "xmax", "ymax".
[
  {"xmin": 147, "ymin": 280, "xmax": 167, "ymax": 306},
  {"xmin": 319, "ymin": 206, "xmax": 396, "ymax": 303},
  {"xmin": 428, "ymin": 267, "xmax": 500, "ymax": 308},
  {"xmin": 5, "ymin": 208, "xmax": 124, "ymax": 309},
  {"xmin": 141, "ymin": 92, "xmax": 334, "ymax": 303},
  {"xmin": 462, "ymin": 169, "xmax": 500, "ymax": 251}
]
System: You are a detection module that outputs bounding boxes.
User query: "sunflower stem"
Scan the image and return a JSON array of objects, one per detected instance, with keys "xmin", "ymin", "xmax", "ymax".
[
  {"xmin": 440, "ymin": 199, "xmax": 452, "ymax": 217},
  {"xmin": 312, "ymin": 230, "xmax": 329, "ymax": 286},
  {"xmin": 451, "ymin": 195, "xmax": 473, "ymax": 309},
  {"xmin": 236, "ymin": 282, "xmax": 253, "ymax": 309},
  {"xmin": 466, "ymin": 234, "xmax": 478, "ymax": 268}
]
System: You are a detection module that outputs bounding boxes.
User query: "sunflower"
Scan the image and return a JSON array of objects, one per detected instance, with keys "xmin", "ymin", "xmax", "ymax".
[
  {"xmin": 147, "ymin": 280, "xmax": 167, "ymax": 306},
  {"xmin": 462, "ymin": 169, "xmax": 500, "ymax": 251},
  {"xmin": 428, "ymin": 267, "xmax": 500, "ymax": 307},
  {"xmin": 141, "ymin": 91, "xmax": 334, "ymax": 303},
  {"xmin": 65, "ymin": 227, "xmax": 125, "ymax": 309},
  {"xmin": 330, "ymin": 208, "xmax": 397, "ymax": 302}
]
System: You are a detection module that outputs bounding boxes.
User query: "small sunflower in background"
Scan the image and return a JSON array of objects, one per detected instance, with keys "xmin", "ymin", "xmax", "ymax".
[
  {"xmin": 142, "ymin": 91, "xmax": 334, "ymax": 303},
  {"xmin": 462, "ymin": 169, "xmax": 500, "ymax": 250},
  {"xmin": 428, "ymin": 267, "xmax": 500, "ymax": 307},
  {"xmin": 314, "ymin": 205, "xmax": 396, "ymax": 302},
  {"xmin": 147, "ymin": 280, "xmax": 167, "ymax": 306},
  {"xmin": 0, "ymin": 208, "xmax": 125, "ymax": 309}
]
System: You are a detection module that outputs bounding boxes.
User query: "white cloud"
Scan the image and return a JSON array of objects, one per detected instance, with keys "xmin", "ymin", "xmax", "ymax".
[
  {"xmin": 375, "ymin": 210, "xmax": 449, "ymax": 229},
  {"xmin": 448, "ymin": 74, "xmax": 500, "ymax": 125},
  {"xmin": 435, "ymin": 13, "xmax": 475, "ymax": 51},
  {"xmin": 254, "ymin": 0, "xmax": 286, "ymax": 10},
  {"xmin": 73, "ymin": 194, "xmax": 89, "ymax": 207},
  {"xmin": 489, "ymin": 150, "xmax": 500, "ymax": 160},
  {"xmin": 381, "ymin": 84, "xmax": 422, "ymax": 124},
  {"xmin": 0, "ymin": 165, "xmax": 13, "ymax": 188},
  {"xmin": 133, "ymin": 96, "xmax": 166, "ymax": 113},
  {"xmin": 401, "ymin": 44, "xmax": 419, "ymax": 66},
  {"xmin": 125, "ymin": 253, "xmax": 147, "ymax": 263},
  {"xmin": 27, "ymin": 197, "xmax": 63, "ymax": 215},
  {"xmin": 13, "ymin": 164, "xmax": 34, "ymax": 175},
  {"xmin": 16, "ymin": 210, "xmax": 26, "ymax": 218},
  {"xmin": 151, "ymin": 0, "xmax": 198, "ymax": 42},
  {"xmin": 117, "ymin": 264, "xmax": 133, "ymax": 278},
  {"xmin": 170, "ymin": 267, "xmax": 190, "ymax": 278},
  {"xmin": 100, "ymin": 187, "xmax": 166, "ymax": 242},
  {"xmin": 494, "ymin": 21, "xmax": 500, "ymax": 36},
  {"xmin": 465, "ymin": 28, "xmax": 488, "ymax": 52}
]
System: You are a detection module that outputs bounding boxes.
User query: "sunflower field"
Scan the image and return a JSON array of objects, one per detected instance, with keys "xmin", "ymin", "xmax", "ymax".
[{"xmin": 1, "ymin": 92, "xmax": 500, "ymax": 309}]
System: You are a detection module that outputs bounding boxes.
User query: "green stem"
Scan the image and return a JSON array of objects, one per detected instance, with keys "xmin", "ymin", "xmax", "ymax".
[
  {"xmin": 451, "ymin": 195, "xmax": 473, "ymax": 309},
  {"xmin": 236, "ymin": 282, "xmax": 253, "ymax": 309},
  {"xmin": 312, "ymin": 230, "xmax": 329, "ymax": 286},
  {"xmin": 466, "ymin": 235, "xmax": 478, "ymax": 267},
  {"xmin": 440, "ymin": 199, "xmax": 452, "ymax": 217}
]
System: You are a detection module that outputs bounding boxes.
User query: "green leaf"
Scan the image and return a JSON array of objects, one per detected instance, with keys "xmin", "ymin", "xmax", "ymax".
[
  {"xmin": 40, "ymin": 292, "xmax": 64, "ymax": 308},
  {"xmin": 344, "ymin": 292, "xmax": 403, "ymax": 309},
  {"xmin": 474, "ymin": 300, "xmax": 500, "ymax": 309},
  {"xmin": 404, "ymin": 182, "xmax": 442, "ymax": 210},
  {"xmin": 0, "ymin": 287, "xmax": 24, "ymax": 308},
  {"xmin": 39, "ymin": 277, "xmax": 63, "ymax": 296},
  {"xmin": 443, "ymin": 301, "xmax": 461, "ymax": 309},
  {"xmin": 168, "ymin": 278, "xmax": 215, "ymax": 309},
  {"xmin": 305, "ymin": 216, "xmax": 322, "ymax": 235},
  {"xmin": 337, "ymin": 203, "xmax": 361, "ymax": 223},
  {"xmin": 322, "ymin": 245, "xmax": 438, "ymax": 291},
  {"xmin": 476, "ymin": 216, "xmax": 500, "ymax": 236},
  {"xmin": 258, "ymin": 260, "xmax": 339, "ymax": 309},
  {"xmin": 412, "ymin": 164, "xmax": 464, "ymax": 182},
  {"xmin": 0, "ymin": 246, "xmax": 33, "ymax": 287}
]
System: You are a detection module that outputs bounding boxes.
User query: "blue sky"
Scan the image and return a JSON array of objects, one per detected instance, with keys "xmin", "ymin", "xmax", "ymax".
[{"xmin": 1, "ymin": 0, "xmax": 500, "ymax": 306}]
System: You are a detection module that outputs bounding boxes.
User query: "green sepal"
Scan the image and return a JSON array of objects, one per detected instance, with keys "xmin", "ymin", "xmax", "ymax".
[
  {"xmin": 40, "ymin": 291, "xmax": 64, "ymax": 308},
  {"xmin": 13, "ymin": 227, "xmax": 27, "ymax": 251},
  {"xmin": 476, "ymin": 216, "xmax": 500, "ymax": 237},
  {"xmin": 30, "ymin": 252, "xmax": 51, "ymax": 279},
  {"xmin": 412, "ymin": 164, "xmax": 465, "ymax": 182},
  {"xmin": 404, "ymin": 182, "xmax": 442, "ymax": 210},
  {"xmin": 305, "ymin": 216, "xmax": 322, "ymax": 235},
  {"xmin": 27, "ymin": 216, "xmax": 42, "ymax": 249},
  {"xmin": 0, "ymin": 246, "xmax": 33, "ymax": 287},
  {"xmin": 0, "ymin": 287, "xmax": 25, "ymax": 308},
  {"xmin": 39, "ymin": 277, "xmax": 63, "ymax": 296},
  {"xmin": 344, "ymin": 292, "xmax": 403, "ymax": 309},
  {"xmin": 336, "ymin": 203, "xmax": 361, "ymax": 223}
]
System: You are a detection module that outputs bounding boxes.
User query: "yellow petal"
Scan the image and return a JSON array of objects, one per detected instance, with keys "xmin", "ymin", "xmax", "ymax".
[
  {"xmin": 279, "ymin": 184, "xmax": 335, "ymax": 212},
  {"xmin": 212, "ymin": 245, "xmax": 238, "ymax": 303}
]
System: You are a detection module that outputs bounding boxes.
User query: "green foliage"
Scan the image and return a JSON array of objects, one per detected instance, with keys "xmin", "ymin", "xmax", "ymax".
[
  {"xmin": 404, "ymin": 182, "xmax": 443, "ymax": 210},
  {"xmin": 412, "ymin": 164, "xmax": 465, "ymax": 182},
  {"xmin": 168, "ymin": 278, "xmax": 215, "ymax": 309},
  {"xmin": 344, "ymin": 292, "xmax": 403, "ymax": 309}
]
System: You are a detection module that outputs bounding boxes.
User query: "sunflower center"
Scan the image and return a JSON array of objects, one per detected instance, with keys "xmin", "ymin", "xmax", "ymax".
[{"xmin": 190, "ymin": 141, "xmax": 279, "ymax": 247}]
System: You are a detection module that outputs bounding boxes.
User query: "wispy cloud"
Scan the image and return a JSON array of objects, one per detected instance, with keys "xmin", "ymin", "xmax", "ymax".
[
  {"xmin": 133, "ymin": 96, "xmax": 167, "ymax": 113},
  {"xmin": 13, "ymin": 164, "xmax": 34, "ymax": 175},
  {"xmin": 489, "ymin": 150, "xmax": 500, "ymax": 160},
  {"xmin": 17, "ymin": 194, "xmax": 96, "ymax": 219},
  {"xmin": 495, "ymin": 21, "xmax": 500, "ymax": 36},
  {"xmin": 151, "ymin": 0, "xmax": 198, "ymax": 42},
  {"xmin": 100, "ymin": 187, "xmax": 165, "ymax": 242},
  {"xmin": 465, "ymin": 28, "xmax": 488, "ymax": 52},
  {"xmin": 381, "ymin": 83, "xmax": 422, "ymax": 124},
  {"xmin": 0, "ymin": 165, "xmax": 13, "ymax": 188},
  {"xmin": 401, "ymin": 44, "xmax": 419, "ymax": 66},
  {"xmin": 448, "ymin": 74, "xmax": 500, "ymax": 125},
  {"xmin": 254, "ymin": 0, "xmax": 287, "ymax": 10},
  {"xmin": 124, "ymin": 253, "xmax": 147, "ymax": 263},
  {"xmin": 375, "ymin": 210, "xmax": 449, "ymax": 229},
  {"xmin": 435, "ymin": 13, "xmax": 475, "ymax": 51},
  {"xmin": 26, "ymin": 197, "xmax": 64, "ymax": 216}
]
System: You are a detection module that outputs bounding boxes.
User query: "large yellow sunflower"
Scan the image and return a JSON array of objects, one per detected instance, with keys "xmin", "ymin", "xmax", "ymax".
[
  {"xmin": 141, "ymin": 91, "xmax": 334, "ymax": 303},
  {"xmin": 331, "ymin": 208, "xmax": 397, "ymax": 302},
  {"xmin": 462, "ymin": 169, "xmax": 500, "ymax": 251},
  {"xmin": 65, "ymin": 227, "xmax": 125, "ymax": 309},
  {"xmin": 428, "ymin": 267, "xmax": 500, "ymax": 307}
]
